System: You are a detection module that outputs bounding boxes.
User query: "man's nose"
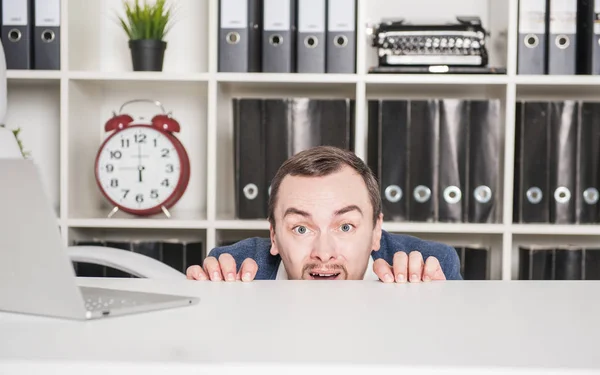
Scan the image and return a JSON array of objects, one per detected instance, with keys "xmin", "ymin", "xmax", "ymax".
[{"xmin": 311, "ymin": 233, "xmax": 338, "ymax": 261}]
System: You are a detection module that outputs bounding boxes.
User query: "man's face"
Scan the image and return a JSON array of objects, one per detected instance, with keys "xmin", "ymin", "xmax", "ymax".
[{"xmin": 269, "ymin": 165, "xmax": 383, "ymax": 280}]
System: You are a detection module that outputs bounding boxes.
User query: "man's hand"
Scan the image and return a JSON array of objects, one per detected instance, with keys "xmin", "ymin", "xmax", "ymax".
[
  {"xmin": 374, "ymin": 251, "xmax": 446, "ymax": 283},
  {"xmin": 186, "ymin": 253, "xmax": 258, "ymax": 282}
]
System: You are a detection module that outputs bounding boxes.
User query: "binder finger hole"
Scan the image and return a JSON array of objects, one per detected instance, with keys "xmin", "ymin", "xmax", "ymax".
[
  {"xmin": 226, "ymin": 31, "xmax": 240, "ymax": 44},
  {"xmin": 555, "ymin": 35, "xmax": 570, "ymax": 49},
  {"xmin": 443, "ymin": 186, "xmax": 462, "ymax": 204},
  {"xmin": 269, "ymin": 34, "xmax": 283, "ymax": 46},
  {"xmin": 8, "ymin": 29, "xmax": 21, "ymax": 42},
  {"xmin": 243, "ymin": 183, "xmax": 259, "ymax": 200},
  {"xmin": 334, "ymin": 35, "xmax": 348, "ymax": 47},
  {"xmin": 304, "ymin": 36, "xmax": 318, "ymax": 48},
  {"xmin": 526, "ymin": 187, "xmax": 543, "ymax": 204},
  {"xmin": 41, "ymin": 29, "xmax": 55, "ymax": 43},
  {"xmin": 554, "ymin": 187, "xmax": 571, "ymax": 203},
  {"xmin": 474, "ymin": 185, "xmax": 492, "ymax": 204},
  {"xmin": 413, "ymin": 185, "xmax": 431, "ymax": 203},
  {"xmin": 384, "ymin": 185, "xmax": 402, "ymax": 203},
  {"xmin": 583, "ymin": 188, "xmax": 599, "ymax": 205},
  {"xmin": 524, "ymin": 34, "xmax": 538, "ymax": 48}
]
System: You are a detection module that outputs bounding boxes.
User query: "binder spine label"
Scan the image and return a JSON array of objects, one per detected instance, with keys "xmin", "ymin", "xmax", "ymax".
[
  {"xmin": 34, "ymin": 0, "xmax": 60, "ymax": 26},
  {"xmin": 594, "ymin": 0, "xmax": 600, "ymax": 34},
  {"xmin": 327, "ymin": 0, "xmax": 355, "ymax": 31},
  {"xmin": 550, "ymin": 0, "xmax": 577, "ymax": 34},
  {"xmin": 264, "ymin": 0, "xmax": 291, "ymax": 30},
  {"xmin": 298, "ymin": 0, "xmax": 325, "ymax": 32},
  {"xmin": 3, "ymin": 0, "xmax": 28, "ymax": 25},
  {"xmin": 220, "ymin": 0, "xmax": 248, "ymax": 28},
  {"xmin": 519, "ymin": 0, "xmax": 547, "ymax": 34}
]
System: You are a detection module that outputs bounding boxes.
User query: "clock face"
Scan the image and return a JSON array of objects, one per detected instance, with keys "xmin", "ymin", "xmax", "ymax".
[{"xmin": 95, "ymin": 125, "xmax": 184, "ymax": 213}]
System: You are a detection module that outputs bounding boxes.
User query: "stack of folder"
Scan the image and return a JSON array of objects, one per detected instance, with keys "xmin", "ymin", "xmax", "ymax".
[
  {"xmin": 367, "ymin": 98, "xmax": 501, "ymax": 224},
  {"xmin": 233, "ymin": 97, "xmax": 355, "ymax": 219},
  {"xmin": 72, "ymin": 239, "xmax": 205, "ymax": 278},
  {"xmin": 1, "ymin": 0, "xmax": 61, "ymax": 70},
  {"xmin": 517, "ymin": 0, "xmax": 600, "ymax": 75},
  {"xmin": 519, "ymin": 245, "xmax": 600, "ymax": 280},
  {"xmin": 513, "ymin": 100, "xmax": 600, "ymax": 224},
  {"xmin": 218, "ymin": 0, "xmax": 356, "ymax": 73},
  {"xmin": 454, "ymin": 245, "xmax": 490, "ymax": 280}
]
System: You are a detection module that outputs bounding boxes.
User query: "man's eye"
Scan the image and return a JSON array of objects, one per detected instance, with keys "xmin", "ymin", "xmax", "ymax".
[
  {"xmin": 293, "ymin": 226, "xmax": 309, "ymax": 235},
  {"xmin": 340, "ymin": 223, "xmax": 354, "ymax": 232}
]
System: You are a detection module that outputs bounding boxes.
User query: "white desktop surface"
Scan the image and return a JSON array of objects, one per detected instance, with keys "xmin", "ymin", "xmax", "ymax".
[{"xmin": 1, "ymin": 278, "xmax": 600, "ymax": 375}]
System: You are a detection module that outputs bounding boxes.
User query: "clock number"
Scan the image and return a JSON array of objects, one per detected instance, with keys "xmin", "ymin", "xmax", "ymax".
[
  {"xmin": 154, "ymin": 138, "xmax": 158, "ymax": 147},
  {"xmin": 161, "ymin": 178, "xmax": 170, "ymax": 187},
  {"xmin": 136, "ymin": 194, "xmax": 144, "ymax": 203},
  {"xmin": 161, "ymin": 148, "xmax": 170, "ymax": 158},
  {"xmin": 151, "ymin": 189, "xmax": 159, "ymax": 199},
  {"xmin": 135, "ymin": 134, "xmax": 147, "ymax": 143},
  {"xmin": 122, "ymin": 189, "xmax": 130, "ymax": 198},
  {"xmin": 110, "ymin": 150, "xmax": 122, "ymax": 159},
  {"xmin": 110, "ymin": 178, "xmax": 118, "ymax": 187},
  {"xmin": 106, "ymin": 164, "xmax": 114, "ymax": 173},
  {"xmin": 166, "ymin": 164, "xmax": 174, "ymax": 173},
  {"xmin": 121, "ymin": 138, "xmax": 130, "ymax": 148}
]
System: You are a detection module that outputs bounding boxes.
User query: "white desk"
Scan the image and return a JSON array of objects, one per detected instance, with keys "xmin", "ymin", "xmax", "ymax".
[{"xmin": 1, "ymin": 278, "xmax": 600, "ymax": 375}]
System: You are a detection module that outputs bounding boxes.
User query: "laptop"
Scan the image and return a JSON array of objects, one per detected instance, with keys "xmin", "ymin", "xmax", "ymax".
[{"xmin": 0, "ymin": 158, "xmax": 199, "ymax": 320}]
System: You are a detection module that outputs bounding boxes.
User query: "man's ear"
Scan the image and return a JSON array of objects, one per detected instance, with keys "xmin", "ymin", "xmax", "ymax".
[
  {"xmin": 269, "ymin": 225, "xmax": 279, "ymax": 256},
  {"xmin": 371, "ymin": 213, "xmax": 384, "ymax": 252}
]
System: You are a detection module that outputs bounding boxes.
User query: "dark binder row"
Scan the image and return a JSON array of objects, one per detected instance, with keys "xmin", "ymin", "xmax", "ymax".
[
  {"xmin": 514, "ymin": 100, "xmax": 600, "ymax": 224},
  {"xmin": 368, "ymin": 99, "xmax": 501, "ymax": 223},
  {"xmin": 519, "ymin": 245, "xmax": 600, "ymax": 280},
  {"xmin": 218, "ymin": 0, "xmax": 356, "ymax": 73},
  {"xmin": 1, "ymin": 0, "xmax": 61, "ymax": 70},
  {"xmin": 454, "ymin": 245, "xmax": 490, "ymax": 280},
  {"xmin": 234, "ymin": 97, "xmax": 354, "ymax": 219},
  {"xmin": 72, "ymin": 239, "xmax": 205, "ymax": 278},
  {"xmin": 517, "ymin": 0, "xmax": 599, "ymax": 75}
]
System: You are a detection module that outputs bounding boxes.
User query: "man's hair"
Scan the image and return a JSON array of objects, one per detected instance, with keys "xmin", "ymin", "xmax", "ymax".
[{"xmin": 268, "ymin": 146, "xmax": 382, "ymax": 229}]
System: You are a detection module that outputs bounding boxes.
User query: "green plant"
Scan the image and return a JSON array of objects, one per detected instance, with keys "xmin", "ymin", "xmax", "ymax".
[
  {"xmin": 0, "ymin": 124, "xmax": 29, "ymax": 158},
  {"xmin": 118, "ymin": 0, "xmax": 175, "ymax": 41}
]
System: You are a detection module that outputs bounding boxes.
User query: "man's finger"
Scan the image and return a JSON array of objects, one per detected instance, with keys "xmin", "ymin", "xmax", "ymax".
[
  {"xmin": 186, "ymin": 265, "xmax": 207, "ymax": 281},
  {"xmin": 238, "ymin": 258, "xmax": 259, "ymax": 282},
  {"xmin": 373, "ymin": 258, "xmax": 394, "ymax": 283},
  {"xmin": 392, "ymin": 251, "xmax": 409, "ymax": 283},
  {"xmin": 408, "ymin": 251, "xmax": 424, "ymax": 283},
  {"xmin": 218, "ymin": 253, "xmax": 238, "ymax": 282},
  {"xmin": 203, "ymin": 256, "xmax": 222, "ymax": 281},
  {"xmin": 423, "ymin": 256, "xmax": 446, "ymax": 281}
]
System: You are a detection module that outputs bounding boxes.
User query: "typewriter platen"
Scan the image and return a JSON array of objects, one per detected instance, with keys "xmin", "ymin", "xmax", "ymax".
[{"xmin": 370, "ymin": 16, "xmax": 496, "ymax": 72}]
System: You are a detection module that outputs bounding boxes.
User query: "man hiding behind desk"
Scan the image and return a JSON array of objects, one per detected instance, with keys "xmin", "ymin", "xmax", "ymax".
[{"xmin": 187, "ymin": 146, "xmax": 462, "ymax": 282}]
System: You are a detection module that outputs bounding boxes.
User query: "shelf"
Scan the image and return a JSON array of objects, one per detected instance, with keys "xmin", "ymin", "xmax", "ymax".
[
  {"xmin": 515, "ymin": 75, "xmax": 600, "ymax": 86},
  {"xmin": 382, "ymin": 222, "xmax": 506, "ymax": 234},
  {"xmin": 7, "ymin": 70, "xmax": 62, "ymax": 83},
  {"xmin": 67, "ymin": 218, "xmax": 210, "ymax": 230},
  {"xmin": 68, "ymin": 71, "xmax": 211, "ymax": 82},
  {"xmin": 365, "ymin": 74, "xmax": 509, "ymax": 85},
  {"xmin": 216, "ymin": 73, "xmax": 358, "ymax": 84},
  {"xmin": 215, "ymin": 220, "xmax": 271, "ymax": 231},
  {"xmin": 511, "ymin": 224, "xmax": 600, "ymax": 236}
]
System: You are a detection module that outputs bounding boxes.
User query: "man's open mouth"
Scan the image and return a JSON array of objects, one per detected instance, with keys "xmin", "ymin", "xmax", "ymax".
[{"xmin": 309, "ymin": 272, "xmax": 341, "ymax": 280}]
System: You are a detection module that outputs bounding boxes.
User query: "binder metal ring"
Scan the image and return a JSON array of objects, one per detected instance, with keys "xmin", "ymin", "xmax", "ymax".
[
  {"xmin": 554, "ymin": 187, "xmax": 571, "ymax": 203},
  {"xmin": 526, "ymin": 187, "xmax": 543, "ymax": 204},
  {"xmin": 243, "ymin": 183, "xmax": 259, "ymax": 200},
  {"xmin": 226, "ymin": 31, "xmax": 240, "ymax": 44},
  {"xmin": 269, "ymin": 34, "xmax": 283, "ymax": 46},
  {"xmin": 583, "ymin": 187, "xmax": 599, "ymax": 205},
  {"xmin": 41, "ymin": 29, "xmax": 55, "ymax": 43},
  {"xmin": 304, "ymin": 36, "xmax": 318, "ymax": 48},
  {"xmin": 8, "ymin": 28, "xmax": 21, "ymax": 43},
  {"xmin": 524, "ymin": 34, "xmax": 539, "ymax": 48},
  {"xmin": 413, "ymin": 185, "xmax": 431, "ymax": 203},
  {"xmin": 555, "ymin": 35, "xmax": 570, "ymax": 49},
  {"xmin": 474, "ymin": 185, "xmax": 492, "ymax": 204},
  {"xmin": 443, "ymin": 186, "xmax": 462, "ymax": 204},
  {"xmin": 333, "ymin": 35, "xmax": 348, "ymax": 47},
  {"xmin": 384, "ymin": 185, "xmax": 402, "ymax": 203}
]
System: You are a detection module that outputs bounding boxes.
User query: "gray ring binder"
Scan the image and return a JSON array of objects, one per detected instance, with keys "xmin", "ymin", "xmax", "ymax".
[
  {"xmin": 413, "ymin": 185, "xmax": 432, "ymax": 203},
  {"xmin": 474, "ymin": 185, "xmax": 492, "ymax": 204},
  {"xmin": 8, "ymin": 29, "xmax": 21, "ymax": 42},
  {"xmin": 443, "ymin": 186, "xmax": 462, "ymax": 204},
  {"xmin": 526, "ymin": 187, "xmax": 543, "ymax": 204},
  {"xmin": 554, "ymin": 187, "xmax": 571, "ymax": 204},
  {"xmin": 583, "ymin": 188, "xmax": 599, "ymax": 205},
  {"xmin": 243, "ymin": 183, "xmax": 259, "ymax": 200},
  {"xmin": 384, "ymin": 185, "xmax": 402, "ymax": 203}
]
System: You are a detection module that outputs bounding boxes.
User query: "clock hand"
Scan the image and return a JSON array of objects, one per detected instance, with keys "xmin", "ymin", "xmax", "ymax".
[{"xmin": 138, "ymin": 165, "xmax": 145, "ymax": 182}]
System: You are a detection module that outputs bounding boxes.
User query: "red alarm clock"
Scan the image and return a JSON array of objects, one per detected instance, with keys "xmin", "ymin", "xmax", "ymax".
[{"xmin": 94, "ymin": 99, "xmax": 190, "ymax": 217}]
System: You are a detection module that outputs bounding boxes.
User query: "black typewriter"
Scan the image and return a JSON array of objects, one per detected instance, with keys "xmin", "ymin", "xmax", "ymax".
[{"xmin": 369, "ymin": 16, "xmax": 501, "ymax": 73}]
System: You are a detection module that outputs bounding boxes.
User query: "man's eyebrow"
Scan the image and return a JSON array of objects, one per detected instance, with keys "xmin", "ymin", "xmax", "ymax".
[
  {"xmin": 334, "ymin": 205, "xmax": 363, "ymax": 217},
  {"xmin": 283, "ymin": 207, "xmax": 311, "ymax": 219}
]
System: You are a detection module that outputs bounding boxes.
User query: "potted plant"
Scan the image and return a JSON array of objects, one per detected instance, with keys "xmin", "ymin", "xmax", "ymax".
[{"xmin": 118, "ymin": 0, "xmax": 175, "ymax": 71}]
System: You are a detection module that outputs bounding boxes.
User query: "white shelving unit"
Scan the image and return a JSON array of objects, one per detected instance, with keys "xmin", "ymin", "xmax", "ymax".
[{"xmin": 6, "ymin": 0, "xmax": 600, "ymax": 281}]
